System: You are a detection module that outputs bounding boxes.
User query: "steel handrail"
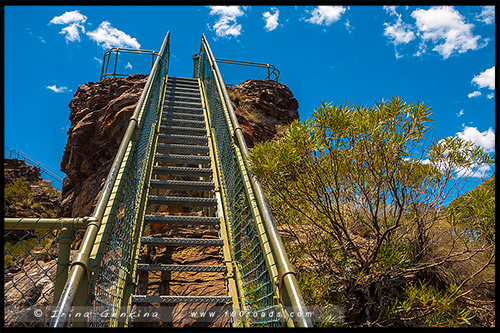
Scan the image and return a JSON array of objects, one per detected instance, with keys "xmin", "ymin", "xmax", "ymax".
[
  {"xmin": 4, "ymin": 146, "xmax": 64, "ymax": 190},
  {"xmin": 100, "ymin": 48, "xmax": 159, "ymax": 81},
  {"xmin": 50, "ymin": 31, "xmax": 171, "ymax": 328},
  {"xmin": 215, "ymin": 58, "xmax": 280, "ymax": 81},
  {"xmin": 200, "ymin": 34, "xmax": 312, "ymax": 328}
]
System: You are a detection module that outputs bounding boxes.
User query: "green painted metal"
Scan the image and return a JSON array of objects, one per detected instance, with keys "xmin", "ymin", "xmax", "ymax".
[
  {"xmin": 100, "ymin": 47, "xmax": 159, "ymax": 81},
  {"xmin": 5, "ymin": 32, "xmax": 310, "ymax": 328},
  {"xmin": 49, "ymin": 31, "xmax": 171, "ymax": 328},
  {"xmin": 4, "ymin": 146, "xmax": 65, "ymax": 190},
  {"xmin": 194, "ymin": 35, "xmax": 312, "ymax": 328},
  {"xmin": 4, "ymin": 217, "xmax": 88, "ymax": 327}
]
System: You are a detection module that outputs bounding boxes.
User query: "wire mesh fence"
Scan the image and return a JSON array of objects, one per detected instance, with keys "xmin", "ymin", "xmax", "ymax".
[
  {"xmin": 100, "ymin": 48, "xmax": 159, "ymax": 81},
  {"xmin": 4, "ymin": 218, "xmax": 85, "ymax": 327},
  {"xmin": 196, "ymin": 40, "xmax": 281, "ymax": 327},
  {"xmin": 84, "ymin": 35, "xmax": 170, "ymax": 328},
  {"xmin": 4, "ymin": 146, "xmax": 64, "ymax": 191}
]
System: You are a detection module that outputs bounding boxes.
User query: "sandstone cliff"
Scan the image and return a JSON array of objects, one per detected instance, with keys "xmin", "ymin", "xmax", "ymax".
[
  {"xmin": 4, "ymin": 75, "xmax": 300, "ymax": 328},
  {"xmin": 4, "ymin": 159, "xmax": 62, "ymax": 327},
  {"xmin": 59, "ymin": 76, "xmax": 299, "ymax": 217},
  {"xmin": 54, "ymin": 76, "xmax": 299, "ymax": 327},
  {"xmin": 59, "ymin": 74, "xmax": 148, "ymax": 217},
  {"xmin": 4, "ymin": 159, "xmax": 60, "ymax": 218},
  {"xmin": 228, "ymin": 79, "xmax": 299, "ymax": 148}
]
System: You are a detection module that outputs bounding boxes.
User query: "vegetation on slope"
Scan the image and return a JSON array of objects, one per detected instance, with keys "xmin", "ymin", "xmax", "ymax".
[{"xmin": 249, "ymin": 98, "xmax": 495, "ymax": 327}]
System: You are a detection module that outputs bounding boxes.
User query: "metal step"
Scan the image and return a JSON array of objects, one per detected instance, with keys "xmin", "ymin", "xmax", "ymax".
[
  {"xmin": 155, "ymin": 153, "xmax": 211, "ymax": 165},
  {"xmin": 169, "ymin": 77, "xmax": 198, "ymax": 83},
  {"xmin": 137, "ymin": 264, "xmax": 225, "ymax": 272},
  {"xmin": 165, "ymin": 86, "xmax": 201, "ymax": 98},
  {"xmin": 158, "ymin": 134, "xmax": 208, "ymax": 145},
  {"xmin": 144, "ymin": 214, "xmax": 219, "ymax": 226},
  {"xmin": 163, "ymin": 105, "xmax": 204, "ymax": 114},
  {"xmin": 156, "ymin": 143, "xmax": 209, "ymax": 155},
  {"xmin": 161, "ymin": 118, "xmax": 206, "ymax": 128},
  {"xmin": 164, "ymin": 95, "xmax": 202, "ymax": 103},
  {"xmin": 141, "ymin": 236, "xmax": 223, "ymax": 247},
  {"xmin": 164, "ymin": 90, "xmax": 200, "ymax": 98},
  {"xmin": 168, "ymin": 77, "xmax": 198, "ymax": 83},
  {"xmin": 150, "ymin": 179, "xmax": 214, "ymax": 191},
  {"xmin": 148, "ymin": 196, "xmax": 217, "ymax": 207},
  {"xmin": 166, "ymin": 84, "xmax": 200, "ymax": 92},
  {"xmin": 152, "ymin": 165, "xmax": 212, "ymax": 177},
  {"xmin": 162, "ymin": 112, "xmax": 205, "ymax": 121},
  {"xmin": 132, "ymin": 295, "xmax": 231, "ymax": 304},
  {"xmin": 164, "ymin": 100, "xmax": 202, "ymax": 110},
  {"xmin": 165, "ymin": 98, "xmax": 201, "ymax": 106},
  {"xmin": 159, "ymin": 125, "xmax": 206, "ymax": 136}
]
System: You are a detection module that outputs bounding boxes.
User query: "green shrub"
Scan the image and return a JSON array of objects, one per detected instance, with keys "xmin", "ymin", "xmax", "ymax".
[
  {"xmin": 32, "ymin": 202, "xmax": 42, "ymax": 211},
  {"xmin": 5, "ymin": 178, "xmax": 32, "ymax": 206},
  {"xmin": 386, "ymin": 281, "xmax": 473, "ymax": 327}
]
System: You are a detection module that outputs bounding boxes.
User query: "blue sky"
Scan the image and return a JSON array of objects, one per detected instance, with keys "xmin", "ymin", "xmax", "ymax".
[{"xmin": 4, "ymin": 5, "xmax": 496, "ymax": 194}]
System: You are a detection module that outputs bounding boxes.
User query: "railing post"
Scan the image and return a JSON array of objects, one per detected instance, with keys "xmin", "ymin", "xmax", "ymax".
[
  {"xmin": 113, "ymin": 49, "xmax": 119, "ymax": 79},
  {"xmin": 71, "ymin": 273, "xmax": 89, "ymax": 327},
  {"xmin": 53, "ymin": 224, "xmax": 73, "ymax": 305},
  {"xmin": 104, "ymin": 51, "xmax": 111, "ymax": 80}
]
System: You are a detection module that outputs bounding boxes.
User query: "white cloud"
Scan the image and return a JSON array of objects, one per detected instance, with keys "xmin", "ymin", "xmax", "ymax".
[
  {"xmin": 125, "ymin": 62, "xmax": 133, "ymax": 69},
  {"xmin": 476, "ymin": 6, "xmax": 495, "ymax": 25},
  {"xmin": 383, "ymin": 6, "xmax": 398, "ymax": 17},
  {"xmin": 384, "ymin": 17, "xmax": 414, "ymax": 45},
  {"xmin": 383, "ymin": 7, "xmax": 416, "ymax": 58},
  {"xmin": 26, "ymin": 27, "xmax": 46, "ymax": 43},
  {"xmin": 263, "ymin": 8, "xmax": 279, "ymax": 31},
  {"xmin": 455, "ymin": 163, "xmax": 491, "ymax": 178},
  {"xmin": 487, "ymin": 93, "xmax": 494, "ymax": 99},
  {"xmin": 467, "ymin": 91, "xmax": 482, "ymax": 98},
  {"xmin": 472, "ymin": 66, "xmax": 495, "ymax": 90},
  {"xmin": 456, "ymin": 109, "xmax": 464, "ymax": 117},
  {"xmin": 46, "ymin": 85, "xmax": 69, "ymax": 93},
  {"xmin": 411, "ymin": 6, "xmax": 485, "ymax": 59},
  {"xmin": 344, "ymin": 19, "xmax": 354, "ymax": 33},
  {"xmin": 208, "ymin": 6, "xmax": 245, "ymax": 38},
  {"xmin": 86, "ymin": 21, "xmax": 141, "ymax": 49},
  {"xmin": 49, "ymin": 10, "xmax": 87, "ymax": 43},
  {"xmin": 305, "ymin": 6, "xmax": 346, "ymax": 26},
  {"xmin": 410, "ymin": 154, "xmax": 490, "ymax": 178},
  {"xmin": 49, "ymin": 10, "xmax": 87, "ymax": 25},
  {"xmin": 60, "ymin": 23, "xmax": 84, "ymax": 43},
  {"xmin": 93, "ymin": 56, "xmax": 103, "ymax": 65},
  {"xmin": 456, "ymin": 125, "xmax": 495, "ymax": 153}
]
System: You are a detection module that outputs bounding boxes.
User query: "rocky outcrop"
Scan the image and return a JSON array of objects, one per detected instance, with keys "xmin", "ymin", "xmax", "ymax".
[
  {"xmin": 54, "ymin": 76, "xmax": 299, "ymax": 327},
  {"xmin": 4, "ymin": 159, "xmax": 60, "ymax": 218},
  {"xmin": 59, "ymin": 74, "xmax": 148, "ymax": 217},
  {"xmin": 228, "ymin": 79, "xmax": 299, "ymax": 148},
  {"xmin": 59, "ymin": 77, "xmax": 299, "ymax": 217},
  {"xmin": 4, "ymin": 158, "xmax": 62, "ymax": 327}
]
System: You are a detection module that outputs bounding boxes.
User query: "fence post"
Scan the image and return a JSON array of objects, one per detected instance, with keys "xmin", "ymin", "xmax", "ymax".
[
  {"xmin": 53, "ymin": 224, "xmax": 73, "ymax": 305},
  {"xmin": 72, "ymin": 274, "xmax": 89, "ymax": 327},
  {"xmin": 113, "ymin": 49, "xmax": 119, "ymax": 79}
]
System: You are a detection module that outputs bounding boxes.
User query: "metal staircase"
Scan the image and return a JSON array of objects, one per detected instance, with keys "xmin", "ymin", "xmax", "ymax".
[
  {"xmin": 45, "ymin": 32, "xmax": 312, "ymax": 328},
  {"xmin": 131, "ymin": 77, "xmax": 231, "ymax": 313}
]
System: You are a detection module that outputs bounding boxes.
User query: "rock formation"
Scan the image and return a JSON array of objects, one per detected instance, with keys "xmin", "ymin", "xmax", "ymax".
[
  {"xmin": 59, "ymin": 74, "xmax": 148, "ymax": 217},
  {"xmin": 51, "ymin": 75, "xmax": 299, "ymax": 328},
  {"xmin": 59, "ymin": 76, "xmax": 299, "ymax": 217},
  {"xmin": 4, "ymin": 158, "xmax": 60, "ymax": 218},
  {"xmin": 4, "ymin": 158, "xmax": 61, "ymax": 327},
  {"xmin": 228, "ymin": 79, "xmax": 299, "ymax": 148}
]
